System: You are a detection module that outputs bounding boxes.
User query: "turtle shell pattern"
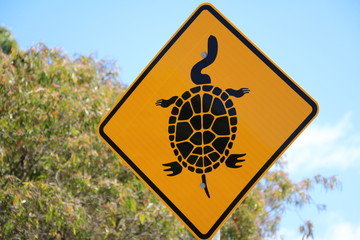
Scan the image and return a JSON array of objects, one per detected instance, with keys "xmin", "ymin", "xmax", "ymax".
[{"xmin": 168, "ymin": 85, "xmax": 237, "ymax": 174}]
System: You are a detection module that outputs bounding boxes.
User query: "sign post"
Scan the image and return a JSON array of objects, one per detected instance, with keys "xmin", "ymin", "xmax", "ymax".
[{"xmin": 98, "ymin": 3, "xmax": 318, "ymax": 239}]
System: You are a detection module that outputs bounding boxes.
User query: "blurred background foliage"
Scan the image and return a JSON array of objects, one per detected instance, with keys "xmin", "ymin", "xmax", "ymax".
[
  {"xmin": 0, "ymin": 26, "xmax": 340, "ymax": 239},
  {"xmin": 0, "ymin": 26, "xmax": 19, "ymax": 55}
]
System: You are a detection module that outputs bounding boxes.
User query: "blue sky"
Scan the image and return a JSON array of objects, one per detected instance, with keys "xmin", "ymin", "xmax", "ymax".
[{"xmin": 2, "ymin": 0, "xmax": 360, "ymax": 239}]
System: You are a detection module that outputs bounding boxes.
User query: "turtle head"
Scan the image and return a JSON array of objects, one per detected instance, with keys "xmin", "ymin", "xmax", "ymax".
[{"xmin": 191, "ymin": 35, "xmax": 218, "ymax": 85}]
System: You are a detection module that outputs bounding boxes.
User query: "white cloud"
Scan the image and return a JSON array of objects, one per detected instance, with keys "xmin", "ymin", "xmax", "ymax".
[
  {"xmin": 278, "ymin": 227, "xmax": 302, "ymax": 240},
  {"xmin": 285, "ymin": 113, "xmax": 360, "ymax": 176},
  {"xmin": 317, "ymin": 221, "xmax": 360, "ymax": 240},
  {"xmin": 279, "ymin": 221, "xmax": 360, "ymax": 240}
]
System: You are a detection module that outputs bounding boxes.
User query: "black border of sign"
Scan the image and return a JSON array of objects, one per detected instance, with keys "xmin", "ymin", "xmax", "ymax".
[{"xmin": 99, "ymin": 4, "xmax": 318, "ymax": 239}]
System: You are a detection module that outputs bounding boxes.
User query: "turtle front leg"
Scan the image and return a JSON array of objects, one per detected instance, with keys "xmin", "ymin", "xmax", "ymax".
[
  {"xmin": 225, "ymin": 154, "xmax": 246, "ymax": 168},
  {"xmin": 155, "ymin": 96, "xmax": 178, "ymax": 108},
  {"xmin": 226, "ymin": 88, "xmax": 250, "ymax": 98},
  {"xmin": 163, "ymin": 161, "xmax": 183, "ymax": 176}
]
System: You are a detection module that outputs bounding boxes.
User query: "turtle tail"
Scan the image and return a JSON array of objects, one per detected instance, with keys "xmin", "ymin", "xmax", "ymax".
[{"xmin": 201, "ymin": 174, "xmax": 211, "ymax": 198}]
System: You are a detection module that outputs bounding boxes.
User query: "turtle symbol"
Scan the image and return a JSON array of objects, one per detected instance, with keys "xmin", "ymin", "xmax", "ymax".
[{"xmin": 155, "ymin": 35, "xmax": 250, "ymax": 198}]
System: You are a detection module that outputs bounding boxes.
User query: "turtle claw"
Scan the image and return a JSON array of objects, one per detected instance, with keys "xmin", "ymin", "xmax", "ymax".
[
  {"xmin": 225, "ymin": 154, "xmax": 246, "ymax": 168},
  {"xmin": 163, "ymin": 161, "xmax": 183, "ymax": 176},
  {"xmin": 155, "ymin": 99, "xmax": 166, "ymax": 107}
]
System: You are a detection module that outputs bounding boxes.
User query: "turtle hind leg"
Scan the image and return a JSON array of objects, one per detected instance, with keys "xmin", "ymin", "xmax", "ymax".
[
  {"xmin": 155, "ymin": 96, "xmax": 178, "ymax": 108},
  {"xmin": 225, "ymin": 154, "xmax": 246, "ymax": 168},
  {"xmin": 201, "ymin": 174, "xmax": 211, "ymax": 198},
  {"xmin": 163, "ymin": 161, "xmax": 182, "ymax": 176}
]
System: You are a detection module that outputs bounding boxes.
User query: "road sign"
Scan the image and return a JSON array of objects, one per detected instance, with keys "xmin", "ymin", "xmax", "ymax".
[{"xmin": 98, "ymin": 3, "xmax": 318, "ymax": 240}]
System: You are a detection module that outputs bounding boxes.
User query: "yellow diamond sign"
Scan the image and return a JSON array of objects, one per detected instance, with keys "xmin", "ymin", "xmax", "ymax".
[{"xmin": 98, "ymin": 3, "xmax": 318, "ymax": 240}]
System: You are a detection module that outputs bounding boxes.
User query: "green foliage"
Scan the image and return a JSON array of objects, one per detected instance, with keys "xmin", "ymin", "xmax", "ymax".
[
  {"xmin": 221, "ymin": 159, "xmax": 340, "ymax": 239},
  {"xmin": 0, "ymin": 26, "xmax": 19, "ymax": 54},
  {"xmin": 0, "ymin": 43, "xmax": 339, "ymax": 239},
  {"xmin": 0, "ymin": 45, "xmax": 189, "ymax": 239}
]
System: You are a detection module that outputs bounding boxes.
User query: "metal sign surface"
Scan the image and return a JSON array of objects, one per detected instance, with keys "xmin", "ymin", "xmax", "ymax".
[{"xmin": 98, "ymin": 3, "xmax": 318, "ymax": 239}]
